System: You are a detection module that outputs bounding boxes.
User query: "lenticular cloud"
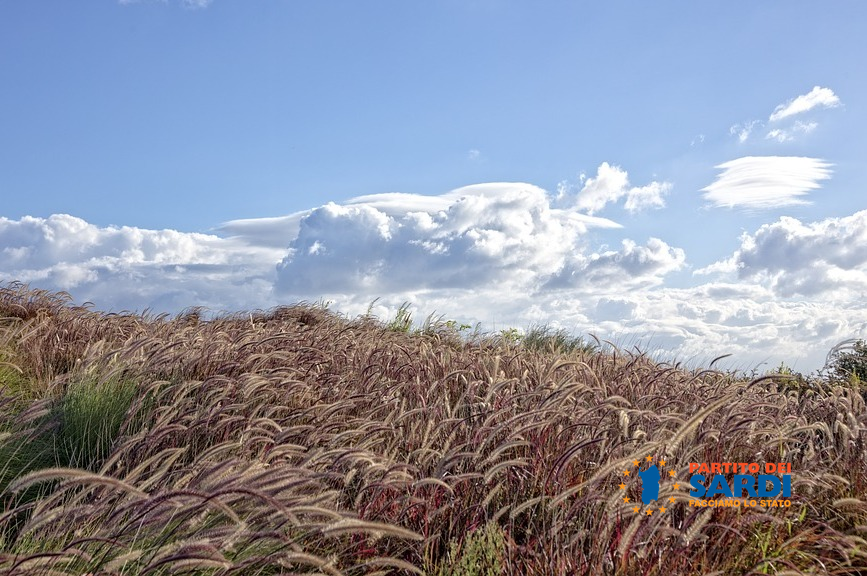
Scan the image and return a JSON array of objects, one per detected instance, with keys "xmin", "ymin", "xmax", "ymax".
[{"xmin": 701, "ymin": 156, "xmax": 832, "ymax": 210}]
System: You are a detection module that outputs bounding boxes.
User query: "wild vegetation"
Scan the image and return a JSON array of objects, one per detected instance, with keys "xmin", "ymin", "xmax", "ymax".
[{"xmin": 1, "ymin": 281, "xmax": 866, "ymax": 575}]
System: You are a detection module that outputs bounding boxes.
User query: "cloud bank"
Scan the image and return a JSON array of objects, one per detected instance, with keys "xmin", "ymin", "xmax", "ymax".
[
  {"xmin": 3, "ymin": 176, "xmax": 865, "ymax": 373},
  {"xmin": 0, "ymin": 214, "xmax": 279, "ymax": 312}
]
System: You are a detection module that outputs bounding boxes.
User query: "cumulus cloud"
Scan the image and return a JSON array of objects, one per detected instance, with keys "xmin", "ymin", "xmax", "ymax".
[
  {"xmin": 623, "ymin": 182, "xmax": 669, "ymax": 212},
  {"xmin": 573, "ymin": 162, "xmax": 671, "ymax": 215},
  {"xmin": 274, "ymin": 183, "xmax": 638, "ymax": 294},
  {"xmin": 3, "ymin": 183, "xmax": 647, "ymax": 313},
  {"xmin": 543, "ymin": 238, "xmax": 685, "ymax": 291},
  {"xmin": 219, "ymin": 185, "xmax": 615, "ymax": 249},
  {"xmin": 0, "ymin": 214, "xmax": 279, "ymax": 311},
  {"xmin": 701, "ymin": 156, "xmax": 832, "ymax": 210},
  {"xmin": 769, "ymin": 86, "xmax": 841, "ymax": 122},
  {"xmin": 696, "ymin": 210, "xmax": 867, "ymax": 298}
]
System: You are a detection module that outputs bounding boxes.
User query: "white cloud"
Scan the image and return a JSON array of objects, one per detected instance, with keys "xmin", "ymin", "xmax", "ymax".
[
  {"xmin": 0, "ymin": 214, "xmax": 279, "ymax": 311},
  {"xmin": 573, "ymin": 162, "xmax": 670, "ymax": 215},
  {"xmin": 766, "ymin": 120, "xmax": 818, "ymax": 143},
  {"xmin": 8, "ymin": 187, "xmax": 867, "ymax": 373},
  {"xmin": 593, "ymin": 286, "xmax": 867, "ymax": 372},
  {"xmin": 467, "ymin": 149, "xmax": 481, "ymax": 161},
  {"xmin": 543, "ymin": 237, "xmax": 685, "ymax": 291},
  {"xmin": 302, "ymin": 280, "xmax": 867, "ymax": 374},
  {"xmin": 624, "ymin": 181, "xmax": 670, "ymax": 213},
  {"xmin": 729, "ymin": 120, "xmax": 761, "ymax": 143},
  {"xmin": 274, "ymin": 183, "xmax": 635, "ymax": 294},
  {"xmin": 219, "ymin": 184, "xmax": 623, "ymax": 250},
  {"xmin": 348, "ymin": 191, "xmax": 456, "ymax": 215},
  {"xmin": 0, "ymin": 182, "xmax": 681, "ymax": 326},
  {"xmin": 697, "ymin": 210, "xmax": 867, "ymax": 298},
  {"xmin": 769, "ymin": 86, "xmax": 841, "ymax": 122},
  {"xmin": 216, "ymin": 211, "xmax": 308, "ymax": 249},
  {"xmin": 574, "ymin": 162, "xmax": 629, "ymax": 213},
  {"xmin": 765, "ymin": 129, "xmax": 789, "ymax": 143},
  {"xmin": 729, "ymin": 88, "xmax": 838, "ymax": 146},
  {"xmin": 701, "ymin": 156, "xmax": 832, "ymax": 210}
]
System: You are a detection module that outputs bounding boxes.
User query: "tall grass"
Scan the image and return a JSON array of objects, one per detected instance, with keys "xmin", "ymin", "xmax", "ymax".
[
  {"xmin": 0, "ymin": 281, "xmax": 866, "ymax": 574},
  {"xmin": 55, "ymin": 375, "xmax": 139, "ymax": 470}
]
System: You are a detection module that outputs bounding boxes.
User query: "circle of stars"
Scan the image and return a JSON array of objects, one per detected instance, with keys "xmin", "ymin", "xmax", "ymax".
[{"xmin": 618, "ymin": 455, "xmax": 678, "ymax": 515}]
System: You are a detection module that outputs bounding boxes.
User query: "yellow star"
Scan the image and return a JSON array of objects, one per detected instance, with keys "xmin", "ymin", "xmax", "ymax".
[
  {"xmin": 619, "ymin": 483, "xmax": 626, "ymax": 490},
  {"xmin": 633, "ymin": 506, "xmax": 640, "ymax": 513},
  {"xmin": 623, "ymin": 496, "xmax": 630, "ymax": 503},
  {"xmin": 623, "ymin": 470, "xmax": 630, "ymax": 476},
  {"xmin": 668, "ymin": 497, "xmax": 676, "ymax": 503},
  {"xmin": 646, "ymin": 456, "xmax": 653, "ymax": 462},
  {"xmin": 673, "ymin": 483, "xmax": 680, "ymax": 489},
  {"xmin": 646, "ymin": 509, "xmax": 653, "ymax": 516},
  {"xmin": 633, "ymin": 459, "xmax": 640, "ymax": 466},
  {"xmin": 659, "ymin": 460, "xmax": 666, "ymax": 466},
  {"xmin": 669, "ymin": 470, "xmax": 676, "ymax": 477},
  {"xmin": 659, "ymin": 506, "xmax": 667, "ymax": 513}
]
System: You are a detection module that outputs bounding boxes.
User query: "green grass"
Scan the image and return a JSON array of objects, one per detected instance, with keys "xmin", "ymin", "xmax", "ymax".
[
  {"xmin": 0, "ymin": 372, "xmax": 140, "ymax": 521},
  {"xmin": 0, "ymin": 352, "xmax": 30, "ymax": 405},
  {"xmin": 55, "ymin": 374, "xmax": 139, "ymax": 470},
  {"xmin": 520, "ymin": 324, "xmax": 597, "ymax": 354},
  {"xmin": 433, "ymin": 522, "xmax": 507, "ymax": 576},
  {"xmin": 2, "ymin": 375, "xmax": 138, "ymax": 473}
]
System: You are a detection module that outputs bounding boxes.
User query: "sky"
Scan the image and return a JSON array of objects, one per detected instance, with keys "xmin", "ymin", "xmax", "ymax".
[{"xmin": 2, "ymin": 1, "xmax": 867, "ymax": 373}]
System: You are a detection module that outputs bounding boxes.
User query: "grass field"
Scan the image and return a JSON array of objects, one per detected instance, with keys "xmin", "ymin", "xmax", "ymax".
[{"xmin": 1, "ymin": 282, "xmax": 866, "ymax": 575}]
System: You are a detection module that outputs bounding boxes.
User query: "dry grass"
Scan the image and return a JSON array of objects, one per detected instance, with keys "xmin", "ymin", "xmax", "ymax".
[{"xmin": 1, "ymin": 281, "xmax": 866, "ymax": 575}]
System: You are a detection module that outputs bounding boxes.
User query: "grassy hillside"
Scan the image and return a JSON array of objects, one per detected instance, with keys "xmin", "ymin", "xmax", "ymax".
[{"xmin": 1, "ymin": 282, "xmax": 866, "ymax": 575}]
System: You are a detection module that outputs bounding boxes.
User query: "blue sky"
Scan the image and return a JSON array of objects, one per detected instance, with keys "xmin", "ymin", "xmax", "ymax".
[{"xmin": 2, "ymin": 1, "xmax": 867, "ymax": 372}]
